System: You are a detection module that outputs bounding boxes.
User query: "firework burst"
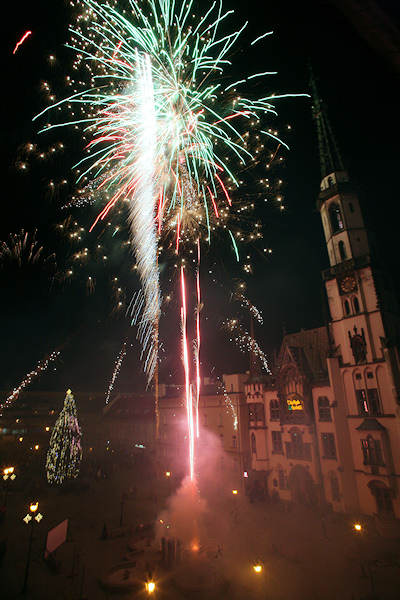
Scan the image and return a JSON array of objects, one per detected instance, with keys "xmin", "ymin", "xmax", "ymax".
[{"xmin": 34, "ymin": 0, "xmax": 306, "ymax": 380}]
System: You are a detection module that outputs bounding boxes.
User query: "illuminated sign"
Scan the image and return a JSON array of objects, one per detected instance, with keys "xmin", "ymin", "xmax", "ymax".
[{"xmin": 286, "ymin": 393, "xmax": 304, "ymax": 411}]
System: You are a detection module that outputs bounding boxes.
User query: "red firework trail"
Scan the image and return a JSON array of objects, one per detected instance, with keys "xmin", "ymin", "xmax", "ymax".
[{"xmin": 13, "ymin": 31, "xmax": 32, "ymax": 54}]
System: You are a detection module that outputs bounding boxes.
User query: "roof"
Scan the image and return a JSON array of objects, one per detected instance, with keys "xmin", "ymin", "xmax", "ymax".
[
  {"xmin": 102, "ymin": 393, "xmax": 155, "ymax": 420},
  {"xmin": 356, "ymin": 418, "xmax": 386, "ymax": 431},
  {"xmin": 278, "ymin": 327, "xmax": 330, "ymax": 380}
]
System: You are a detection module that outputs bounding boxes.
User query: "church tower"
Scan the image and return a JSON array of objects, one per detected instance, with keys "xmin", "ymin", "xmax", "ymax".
[{"xmin": 312, "ymin": 72, "xmax": 400, "ymax": 530}]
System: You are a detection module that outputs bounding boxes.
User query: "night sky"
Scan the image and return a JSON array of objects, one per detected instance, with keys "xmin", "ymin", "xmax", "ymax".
[{"xmin": 1, "ymin": 0, "xmax": 399, "ymax": 395}]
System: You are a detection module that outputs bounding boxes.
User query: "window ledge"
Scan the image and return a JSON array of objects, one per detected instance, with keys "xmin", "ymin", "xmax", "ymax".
[
  {"xmin": 321, "ymin": 455, "xmax": 337, "ymax": 460},
  {"xmin": 272, "ymin": 450, "xmax": 284, "ymax": 455}
]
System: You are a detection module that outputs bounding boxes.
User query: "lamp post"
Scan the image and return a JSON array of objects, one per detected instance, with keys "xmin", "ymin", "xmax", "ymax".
[
  {"xmin": 22, "ymin": 502, "xmax": 43, "ymax": 594},
  {"xmin": 232, "ymin": 489, "xmax": 238, "ymax": 524},
  {"xmin": 253, "ymin": 558, "xmax": 267, "ymax": 598},
  {"xmin": 120, "ymin": 490, "xmax": 125, "ymax": 527},
  {"xmin": 354, "ymin": 523, "xmax": 366, "ymax": 578},
  {"xmin": 2, "ymin": 467, "xmax": 16, "ymax": 509},
  {"xmin": 165, "ymin": 471, "xmax": 171, "ymax": 495}
]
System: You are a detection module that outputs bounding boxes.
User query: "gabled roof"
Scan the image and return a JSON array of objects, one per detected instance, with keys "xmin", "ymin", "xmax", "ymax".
[
  {"xmin": 102, "ymin": 393, "xmax": 155, "ymax": 420},
  {"xmin": 277, "ymin": 327, "xmax": 329, "ymax": 381},
  {"xmin": 356, "ymin": 418, "xmax": 386, "ymax": 431}
]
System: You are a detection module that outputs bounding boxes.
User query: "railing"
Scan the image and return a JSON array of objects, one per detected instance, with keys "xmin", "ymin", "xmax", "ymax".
[{"xmin": 285, "ymin": 442, "xmax": 312, "ymax": 461}]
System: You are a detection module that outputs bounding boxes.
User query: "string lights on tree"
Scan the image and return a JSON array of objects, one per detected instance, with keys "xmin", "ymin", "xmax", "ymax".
[{"xmin": 46, "ymin": 389, "xmax": 82, "ymax": 484}]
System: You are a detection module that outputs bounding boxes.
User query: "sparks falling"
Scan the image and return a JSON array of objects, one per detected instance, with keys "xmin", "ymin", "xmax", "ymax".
[{"xmin": 1, "ymin": 349, "xmax": 61, "ymax": 416}]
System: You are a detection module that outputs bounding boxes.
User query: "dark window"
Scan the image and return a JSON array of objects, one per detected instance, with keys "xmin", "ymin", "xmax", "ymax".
[
  {"xmin": 374, "ymin": 486, "xmax": 394, "ymax": 515},
  {"xmin": 367, "ymin": 389, "xmax": 380, "ymax": 414},
  {"xmin": 355, "ymin": 373, "xmax": 362, "ymax": 380},
  {"xmin": 220, "ymin": 434, "xmax": 224, "ymax": 447},
  {"xmin": 339, "ymin": 241, "xmax": 347, "ymax": 260},
  {"xmin": 291, "ymin": 431, "xmax": 303, "ymax": 455},
  {"xmin": 349, "ymin": 202, "xmax": 354, "ymax": 213},
  {"xmin": 249, "ymin": 403, "xmax": 264, "ymax": 424},
  {"xmin": 272, "ymin": 430, "xmax": 283, "ymax": 453},
  {"xmin": 232, "ymin": 435, "xmax": 237, "ymax": 448},
  {"xmin": 330, "ymin": 474, "xmax": 340, "ymax": 502},
  {"xmin": 367, "ymin": 372, "xmax": 374, "ymax": 379},
  {"xmin": 318, "ymin": 397, "xmax": 331, "ymax": 421},
  {"xmin": 344, "ymin": 299, "xmax": 351, "ymax": 316},
  {"xmin": 329, "ymin": 203, "xmax": 344, "ymax": 233},
  {"xmin": 356, "ymin": 389, "xmax": 380, "ymax": 415},
  {"xmin": 362, "ymin": 436, "xmax": 384, "ymax": 467},
  {"xmin": 278, "ymin": 468, "xmax": 285, "ymax": 490},
  {"xmin": 251, "ymin": 432, "xmax": 256, "ymax": 454},
  {"xmin": 353, "ymin": 296, "xmax": 360, "ymax": 313},
  {"xmin": 270, "ymin": 399, "xmax": 280, "ymax": 421},
  {"xmin": 321, "ymin": 433, "xmax": 337, "ymax": 459}
]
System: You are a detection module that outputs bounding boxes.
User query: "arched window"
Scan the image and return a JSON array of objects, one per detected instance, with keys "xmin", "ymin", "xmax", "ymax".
[
  {"xmin": 251, "ymin": 432, "xmax": 256, "ymax": 454},
  {"xmin": 270, "ymin": 399, "xmax": 280, "ymax": 421},
  {"xmin": 353, "ymin": 296, "xmax": 360, "ymax": 313},
  {"xmin": 344, "ymin": 299, "xmax": 351, "ymax": 316},
  {"xmin": 339, "ymin": 240, "xmax": 347, "ymax": 260},
  {"xmin": 369, "ymin": 481, "xmax": 394, "ymax": 515},
  {"xmin": 329, "ymin": 203, "xmax": 344, "ymax": 233},
  {"xmin": 277, "ymin": 465, "xmax": 285, "ymax": 490},
  {"xmin": 330, "ymin": 473, "xmax": 340, "ymax": 502},
  {"xmin": 317, "ymin": 396, "xmax": 331, "ymax": 421}
]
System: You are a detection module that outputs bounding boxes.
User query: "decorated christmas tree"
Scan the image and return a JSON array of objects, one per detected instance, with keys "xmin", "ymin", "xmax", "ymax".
[{"xmin": 46, "ymin": 389, "xmax": 82, "ymax": 484}]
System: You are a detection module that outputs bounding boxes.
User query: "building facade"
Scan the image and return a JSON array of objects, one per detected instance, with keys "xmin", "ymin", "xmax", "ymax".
[
  {"xmin": 158, "ymin": 373, "xmax": 251, "ymax": 492},
  {"xmin": 246, "ymin": 90, "xmax": 400, "ymax": 537}
]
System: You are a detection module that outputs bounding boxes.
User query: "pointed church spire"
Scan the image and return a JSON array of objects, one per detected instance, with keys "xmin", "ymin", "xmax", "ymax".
[{"xmin": 309, "ymin": 65, "xmax": 345, "ymax": 178}]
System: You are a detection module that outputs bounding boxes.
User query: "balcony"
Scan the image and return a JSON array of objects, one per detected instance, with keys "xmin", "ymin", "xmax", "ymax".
[{"xmin": 285, "ymin": 442, "xmax": 312, "ymax": 461}]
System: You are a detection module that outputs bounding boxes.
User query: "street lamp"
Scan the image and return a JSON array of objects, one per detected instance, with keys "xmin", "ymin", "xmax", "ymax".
[
  {"xmin": 22, "ymin": 502, "xmax": 43, "ymax": 594},
  {"xmin": 165, "ymin": 471, "xmax": 171, "ymax": 495},
  {"xmin": 146, "ymin": 581, "xmax": 156, "ymax": 594},
  {"xmin": 2, "ymin": 467, "xmax": 16, "ymax": 509}
]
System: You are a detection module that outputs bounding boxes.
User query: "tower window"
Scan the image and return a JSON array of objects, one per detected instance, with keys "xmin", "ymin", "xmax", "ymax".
[
  {"xmin": 339, "ymin": 241, "xmax": 347, "ymax": 261},
  {"xmin": 329, "ymin": 203, "xmax": 344, "ymax": 233},
  {"xmin": 353, "ymin": 296, "xmax": 360, "ymax": 313},
  {"xmin": 344, "ymin": 299, "xmax": 351, "ymax": 316}
]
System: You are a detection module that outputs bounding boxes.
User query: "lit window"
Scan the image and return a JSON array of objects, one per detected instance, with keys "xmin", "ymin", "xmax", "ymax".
[{"xmin": 329, "ymin": 203, "xmax": 344, "ymax": 233}]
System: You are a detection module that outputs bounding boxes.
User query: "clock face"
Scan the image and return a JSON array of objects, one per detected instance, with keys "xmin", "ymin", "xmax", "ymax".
[{"xmin": 340, "ymin": 275, "xmax": 356, "ymax": 293}]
